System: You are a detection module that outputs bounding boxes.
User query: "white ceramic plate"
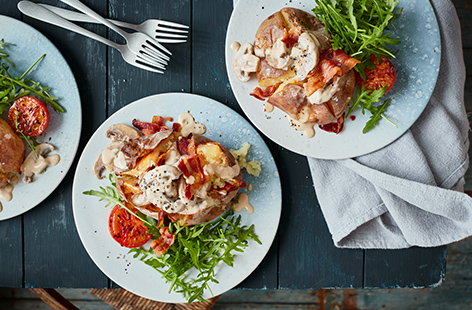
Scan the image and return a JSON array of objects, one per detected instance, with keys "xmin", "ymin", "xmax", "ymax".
[
  {"xmin": 225, "ymin": 0, "xmax": 441, "ymax": 159},
  {"xmin": 72, "ymin": 93, "xmax": 281, "ymax": 302},
  {"xmin": 0, "ymin": 15, "xmax": 82, "ymax": 220}
]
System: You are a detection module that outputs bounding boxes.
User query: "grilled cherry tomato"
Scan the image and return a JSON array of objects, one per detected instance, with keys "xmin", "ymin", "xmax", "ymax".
[
  {"xmin": 357, "ymin": 55, "xmax": 396, "ymax": 93},
  {"xmin": 8, "ymin": 96, "xmax": 49, "ymax": 137},
  {"xmin": 109, "ymin": 204, "xmax": 152, "ymax": 248}
]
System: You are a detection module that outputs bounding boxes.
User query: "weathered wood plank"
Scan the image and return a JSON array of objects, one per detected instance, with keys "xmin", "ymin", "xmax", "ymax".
[
  {"xmin": 21, "ymin": 0, "xmax": 108, "ymax": 288},
  {"xmin": 107, "ymin": 0, "xmax": 191, "ymax": 289},
  {"xmin": 452, "ymin": 0, "xmax": 472, "ymax": 49},
  {"xmin": 219, "ymin": 289, "xmax": 321, "ymax": 303},
  {"xmin": 0, "ymin": 288, "xmax": 102, "ymax": 301},
  {"xmin": 214, "ymin": 304, "xmax": 321, "ymax": 309},
  {"xmin": 107, "ymin": 0, "xmax": 191, "ymax": 116},
  {"xmin": 277, "ymin": 153, "xmax": 364, "ymax": 289},
  {"xmin": 0, "ymin": 0, "xmax": 24, "ymax": 290},
  {"xmin": 0, "ymin": 216, "xmax": 22, "ymax": 287},
  {"xmin": 364, "ymin": 247, "xmax": 446, "ymax": 288},
  {"xmin": 0, "ymin": 300, "xmax": 113, "ymax": 310}
]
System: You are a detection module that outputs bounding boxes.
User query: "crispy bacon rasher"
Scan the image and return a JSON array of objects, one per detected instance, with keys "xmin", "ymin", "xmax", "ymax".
[
  {"xmin": 177, "ymin": 155, "xmax": 207, "ymax": 199},
  {"xmin": 304, "ymin": 49, "xmax": 360, "ymax": 96},
  {"xmin": 132, "ymin": 116, "xmax": 170, "ymax": 135},
  {"xmin": 150, "ymin": 227, "xmax": 175, "ymax": 256},
  {"xmin": 250, "ymin": 83, "xmax": 281, "ymax": 101}
]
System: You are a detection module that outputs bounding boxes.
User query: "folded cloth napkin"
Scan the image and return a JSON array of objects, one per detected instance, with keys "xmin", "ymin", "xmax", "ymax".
[
  {"xmin": 232, "ymin": 0, "xmax": 472, "ymax": 248},
  {"xmin": 307, "ymin": 0, "xmax": 472, "ymax": 249}
]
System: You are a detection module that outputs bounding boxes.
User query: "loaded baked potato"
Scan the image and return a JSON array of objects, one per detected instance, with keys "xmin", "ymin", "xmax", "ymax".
[
  {"xmin": 95, "ymin": 114, "xmax": 245, "ymax": 226},
  {"xmin": 0, "ymin": 119, "xmax": 25, "ymax": 187},
  {"xmin": 232, "ymin": 7, "xmax": 360, "ymax": 135}
]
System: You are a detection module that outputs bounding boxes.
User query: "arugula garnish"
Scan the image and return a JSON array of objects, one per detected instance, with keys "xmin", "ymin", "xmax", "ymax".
[
  {"xmin": 313, "ymin": 0, "xmax": 401, "ymax": 132},
  {"xmin": 347, "ymin": 85, "xmax": 396, "ymax": 133},
  {"xmin": 130, "ymin": 211, "xmax": 260, "ymax": 303},
  {"xmin": 0, "ymin": 39, "xmax": 65, "ymax": 114},
  {"xmin": 313, "ymin": 0, "xmax": 400, "ymax": 68},
  {"xmin": 84, "ymin": 174, "xmax": 261, "ymax": 302}
]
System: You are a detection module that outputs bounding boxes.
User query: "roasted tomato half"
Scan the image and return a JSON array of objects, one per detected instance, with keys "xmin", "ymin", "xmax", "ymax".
[
  {"xmin": 8, "ymin": 96, "xmax": 49, "ymax": 137},
  {"xmin": 109, "ymin": 204, "xmax": 152, "ymax": 248},
  {"xmin": 357, "ymin": 55, "xmax": 396, "ymax": 93}
]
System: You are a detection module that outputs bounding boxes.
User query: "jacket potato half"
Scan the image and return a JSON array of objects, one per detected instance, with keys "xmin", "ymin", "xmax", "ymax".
[
  {"xmin": 253, "ymin": 8, "xmax": 357, "ymax": 127},
  {"xmin": 112, "ymin": 127, "xmax": 243, "ymax": 227}
]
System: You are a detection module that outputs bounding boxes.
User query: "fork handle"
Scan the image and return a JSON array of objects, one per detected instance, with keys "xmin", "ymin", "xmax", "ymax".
[
  {"xmin": 18, "ymin": 1, "xmax": 121, "ymax": 50},
  {"xmin": 38, "ymin": 4, "xmax": 140, "ymax": 31},
  {"xmin": 59, "ymin": 0, "xmax": 129, "ymax": 39}
]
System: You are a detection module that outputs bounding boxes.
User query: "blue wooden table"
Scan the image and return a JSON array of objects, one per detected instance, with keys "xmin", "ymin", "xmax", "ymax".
[{"xmin": 0, "ymin": 0, "xmax": 446, "ymax": 290}]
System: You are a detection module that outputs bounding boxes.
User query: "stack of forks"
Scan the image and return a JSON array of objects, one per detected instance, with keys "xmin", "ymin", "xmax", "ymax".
[{"xmin": 18, "ymin": 0, "xmax": 189, "ymax": 74}]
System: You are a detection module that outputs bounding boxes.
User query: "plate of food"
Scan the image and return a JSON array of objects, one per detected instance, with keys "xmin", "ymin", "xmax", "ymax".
[
  {"xmin": 225, "ymin": 0, "xmax": 440, "ymax": 159},
  {"xmin": 72, "ymin": 93, "xmax": 281, "ymax": 303},
  {"xmin": 0, "ymin": 15, "xmax": 81, "ymax": 220}
]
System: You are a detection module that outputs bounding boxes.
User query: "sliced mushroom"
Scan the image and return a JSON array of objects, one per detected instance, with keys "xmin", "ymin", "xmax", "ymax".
[
  {"xmin": 93, "ymin": 154, "xmax": 106, "ymax": 179},
  {"xmin": 93, "ymin": 142, "xmax": 124, "ymax": 179},
  {"xmin": 106, "ymin": 124, "xmax": 140, "ymax": 142},
  {"xmin": 233, "ymin": 43, "xmax": 260, "ymax": 82},
  {"xmin": 21, "ymin": 143, "xmax": 60, "ymax": 183}
]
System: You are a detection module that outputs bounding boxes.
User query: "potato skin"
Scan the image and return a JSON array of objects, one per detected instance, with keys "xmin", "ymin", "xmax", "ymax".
[
  {"xmin": 268, "ymin": 71, "xmax": 356, "ymax": 125},
  {"xmin": 0, "ymin": 119, "xmax": 25, "ymax": 186},
  {"xmin": 280, "ymin": 7, "xmax": 325, "ymax": 36},
  {"xmin": 254, "ymin": 11, "xmax": 287, "ymax": 52}
]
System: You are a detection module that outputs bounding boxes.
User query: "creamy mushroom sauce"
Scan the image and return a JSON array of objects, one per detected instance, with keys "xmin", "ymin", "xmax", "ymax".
[
  {"xmin": 263, "ymin": 102, "xmax": 274, "ymax": 113},
  {"xmin": 21, "ymin": 144, "xmax": 61, "ymax": 183},
  {"xmin": 232, "ymin": 193, "xmax": 254, "ymax": 214},
  {"xmin": 0, "ymin": 184, "xmax": 14, "ymax": 202},
  {"xmin": 289, "ymin": 117, "xmax": 316, "ymax": 139},
  {"xmin": 178, "ymin": 112, "xmax": 206, "ymax": 137},
  {"xmin": 308, "ymin": 76, "xmax": 341, "ymax": 105}
]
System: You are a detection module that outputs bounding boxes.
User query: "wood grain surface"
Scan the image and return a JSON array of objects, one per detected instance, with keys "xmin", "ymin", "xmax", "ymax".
[{"xmin": 0, "ymin": 0, "xmax": 466, "ymax": 291}]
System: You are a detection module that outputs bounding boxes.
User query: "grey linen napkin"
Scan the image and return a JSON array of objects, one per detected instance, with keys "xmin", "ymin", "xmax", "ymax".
[
  {"xmin": 232, "ymin": 0, "xmax": 472, "ymax": 248},
  {"xmin": 307, "ymin": 0, "xmax": 472, "ymax": 249}
]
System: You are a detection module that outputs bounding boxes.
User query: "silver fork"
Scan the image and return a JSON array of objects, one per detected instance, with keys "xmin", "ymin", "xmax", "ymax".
[
  {"xmin": 38, "ymin": 4, "xmax": 188, "ymax": 44},
  {"xmin": 18, "ymin": 1, "xmax": 165, "ymax": 74},
  {"xmin": 59, "ymin": 0, "xmax": 171, "ymax": 64}
]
